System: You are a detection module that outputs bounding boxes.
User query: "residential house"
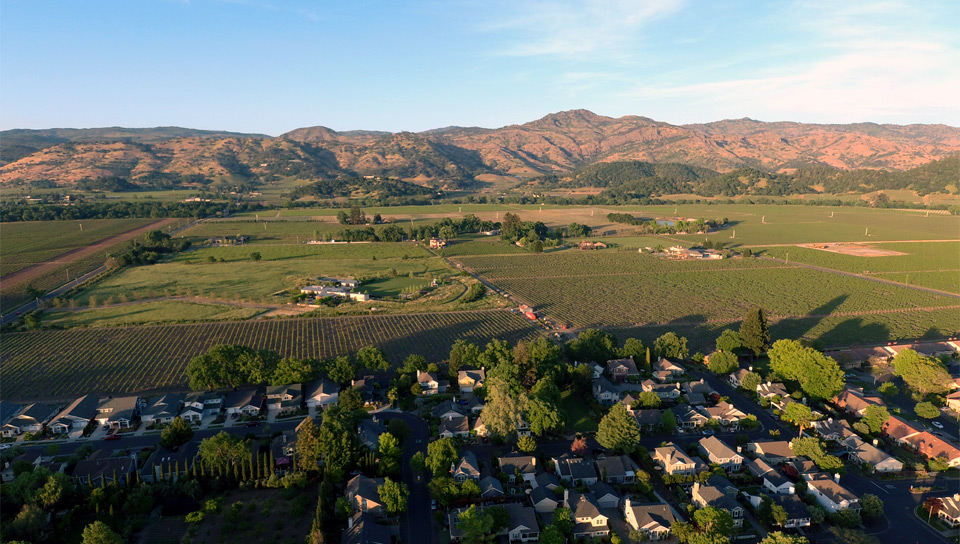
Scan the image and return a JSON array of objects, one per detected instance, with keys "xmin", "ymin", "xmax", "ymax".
[
  {"xmin": 479, "ymin": 475, "xmax": 504, "ymax": 498},
  {"xmin": 49, "ymin": 395, "xmax": 100, "ymax": 434},
  {"xmin": 140, "ymin": 394, "xmax": 184, "ymax": 425},
  {"xmin": 265, "ymin": 384, "xmax": 303, "ymax": 416},
  {"xmin": 692, "ymin": 479, "xmax": 744, "ymax": 527},
  {"xmin": 71, "ymin": 457, "xmax": 136, "ymax": 486},
  {"xmin": 429, "ymin": 237, "xmax": 446, "ymax": 249},
  {"xmin": 95, "ymin": 396, "xmax": 141, "ymax": 429},
  {"xmin": 607, "ymin": 357, "xmax": 640, "ymax": 382},
  {"xmin": 452, "ymin": 451, "xmax": 480, "ymax": 483},
  {"xmin": 624, "ymin": 500, "xmax": 676, "ymax": 540},
  {"xmin": 416, "ymin": 371, "xmax": 447, "ymax": 395},
  {"xmin": 746, "ymin": 440, "xmax": 797, "ymax": 463},
  {"xmin": 499, "ymin": 454, "xmax": 537, "ymax": 485},
  {"xmin": 566, "ymin": 490, "xmax": 609, "ymax": 539},
  {"xmin": 530, "ymin": 486, "xmax": 561, "ymax": 513},
  {"xmin": 1, "ymin": 450, "xmax": 41, "ymax": 483},
  {"xmin": 178, "ymin": 403, "xmax": 203, "ymax": 424},
  {"xmin": 654, "ymin": 358, "xmax": 684, "ymax": 378},
  {"xmin": 472, "ymin": 415, "xmax": 488, "ymax": 437},
  {"xmin": 358, "ymin": 417, "xmax": 386, "ymax": 450},
  {"xmin": 842, "ymin": 436, "xmax": 903, "ymax": 472},
  {"xmin": 935, "ymin": 494, "xmax": 960, "ymax": 528},
  {"xmin": 673, "ymin": 405, "xmax": 709, "ymax": 430},
  {"xmin": 728, "ymin": 368, "xmax": 750, "ymax": 388},
  {"xmin": 2, "ymin": 403, "xmax": 57, "ymax": 437},
  {"xmin": 654, "ymin": 443, "xmax": 698, "ymax": 476},
  {"xmin": 592, "ymin": 481, "xmax": 621, "ymax": 509},
  {"xmin": 634, "ymin": 409, "xmax": 664, "ymax": 432},
  {"xmin": 433, "ymin": 400, "xmax": 468, "ymax": 421},
  {"xmin": 144, "ymin": 441, "xmax": 201, "ymax": 483},
  {"xmin": 341, "ymin": 513, "xmax": 392, "ymax": 544},
  {"xmin": 773, "ymin": 494, "xmax": 812, "ymax": 528},
  {"xmin": 621, "ymin": 394, "xmax": 638, "ymax": 410},
  {"xmin": 946, "ymin": 391, "xmax": 960, "ymax": 413},
  {"xmin": 346, "ymin": 474, "xmax": 385, "ymax": 516},
  {"xmin": 593, "ymin": 376, "xmax": 620, "ymax": 404},
  {"xmin": 457, "ymin": 368, "xmax": 485, "ymax": 393},
  {"xmin": 351, "ymin": 376, "xmax": 381, "ymax": 406},
  {"xmin": 812, "ymin": 418, "xmax": 855, "ymax": 442},
  {"xmin": 503, "ymin": 503, "xmax": 540, "ymax": 543},
  {"xmin": 698, "ymin": 436, "xmax": 743, "ymax": 471},
  {"xmin": 641, "ymin": 380, "xmax": 681, "ymax": 400},
  {"xmin": 0, "ymin": 402, "xmax": 22, "ymax": 428},
  {"xmin": 904, "ymin": 432, "xmax": 960, "ymax": 468},
  {"xmin": 833, "ymin": 387, "xmax": 884, "ymax": 417},
  {"xmin": 595, "ymin": 454, "xmax": 638, "ymax": 484},
  {"xmin": 746, "ymin": 458, "xmax": 795, "ymax": 494},
  {"xmin": 183, "ymin": 391, "xmax": 224, "ymax": 416},
  {"xmin": 756, "ymin": 382, "xmax": 788, "ymax": 399},
  {"xmin": 535, "ymin": 471, "xmax": 562, "ymax": 492},
  {"xmin": 464, "ymin": 396, "xmax": 484, "ymax": 414},
  {"xmin": 439, "ymin": 414, "xmax": 470, "ymax": 439},
  {"xmin": 804, "ymin": 473, "xmax": 860, "ymax": 513},
  {"xmin": 682, "ymin": 379, "xmax": 714, "ymax": 398},
  {"xmin": 782, "ymin": 460, "xmax": 819, "ymax": 481},
  {"xmin": 224, "ymin": 388, "xmax": 264, "ymax": 417},
  {"xmin": 304, "ymin": 378, "xmax": 339, "ymax": 409},
  {"xmin": 701, "ymin": 401, "xmax": 747, "ymax": 429},
  {"xmin": 553, "ymin": 454, "xmax": 598, "ymax": 486}
]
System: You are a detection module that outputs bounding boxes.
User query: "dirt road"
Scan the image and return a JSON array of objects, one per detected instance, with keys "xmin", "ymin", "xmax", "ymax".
[{"xmin": 0, "ymin": 218, "xmax": 181, "ymax": 290}]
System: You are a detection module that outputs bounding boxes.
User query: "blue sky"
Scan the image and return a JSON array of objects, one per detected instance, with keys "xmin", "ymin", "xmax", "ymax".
[{"xmin": 2, "ymin": 0, "xmax": 957, "ymax": 134}]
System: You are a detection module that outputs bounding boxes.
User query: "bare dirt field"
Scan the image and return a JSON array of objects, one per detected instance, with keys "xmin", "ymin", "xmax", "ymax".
[{"xmin": 799, "ymin": 243, "xmax": 909, "ymax": 257}]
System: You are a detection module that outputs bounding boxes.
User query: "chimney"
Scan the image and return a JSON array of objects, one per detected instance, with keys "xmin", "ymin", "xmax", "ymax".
[
  {"xmin": 833, "ymin": 473, "xmax": 840, "ymax": 483},
  {"xmin": 736, "ymin": 446, "xmax": 742, "ymax": 453}
]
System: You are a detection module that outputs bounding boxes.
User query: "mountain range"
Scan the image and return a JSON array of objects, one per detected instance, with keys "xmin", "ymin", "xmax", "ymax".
[{"xmin": 2, "ymin": 110, "xmax": 959, "ymax": 190}]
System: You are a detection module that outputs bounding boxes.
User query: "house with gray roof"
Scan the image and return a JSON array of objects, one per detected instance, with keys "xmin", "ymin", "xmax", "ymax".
[
  {"xmin": 452, "ymin": 451, "xmax": 480, "ymax": 483},
  {"xmin": 71, "ymin": 457, "xmax": 136, "ymax": 486},
  {"xmin": 305, "ymin": 378, "xmax": 339, "ymax": 409},
  {"xmin": 698, "ymin": 436, "xmax": 743, "ymax": 471},
  {"xmin": 2, "ymin": 403, "xmax": 57, "ymax": 437},
  {"xmin": 757, "ymin": 382, "xmax": 788, "ymax": 399},
  {"xmin": 654, "ymin": 442, "xmax": 700, "ymax": 476},
  {"xmin": 341, "ymin": 512, "xmax": 392, "ymax": 544},
  {"xmin": 265, "ymin": 384, "xmax": 303, "ymax": 415},
  {"xmin": 634, "ymin": 409, "xmax": 664, "ymax": 432},
  {"xmin": 804, "ymin": 473, "xmax": 860, "ymax": 513},
  {"xmin": 812, "ymin": 418, "xmax": 855, "ymax": 442},
  {"xmin": 746, "ymin": 458, "xmax": 795, "ymax": 494},
  {"xmin": 673, "ymin": 405, "xmax": 708, "ymax": 430},
  {"xmin": 439, "ymin": 414, "xmax": 470, "ymax": 439},
  {"xmin": 607, "ymin": 357, "xmax": 639, "ymax": 382},
  {"xmin": 224, "ymin": 388, "xmax": 264, "ymax": 416},
  {"xmin": 95, "ymin": 396, "xmax": 141, "ymax": 429},
  {"xmin": 591, "ymin": 481, "xmax": 621, "ymax": 509},
  {"xmin": 624, "ymin": 499, "xmax": 676, "ymax": 540},
  {"xmin": 565, "ymin": 490, "xmax": 609, "ymax": 539},
  {"xmin": 530, "ymin": 485, "xmax": 561, "ymax": 513},
  {"xmin": 358, "ymin": 417, "xmax": 386, "ymax": 450},
  {"xmin": 49, "ymin": 395, "xmax": 100, "ymax": 434},
  {"xmin": 499, "ymin": 454, "xmax": 537, "ymax": 485},
  {"xmin": 432, "ymin": 400, "xmax": 468, "ymax": 420},
  {"xmin": 692, "ymin": 479, "xmax": 744, "ymax": 527},
  {"xmin": 593, "ymin": 376, "xmax": 620, "ymax": 404},
  {"xmin": 346, "ymin": 474, "xmax": 385, "ymax": 516},
  {"xmin": 479, "ymin": 475, "xmax": 504, "ymax": 498},
  {"xmin": 140, "ymin": 393, "xmax": 184, "ymax": 425},
  {"xmin": 595, "ymin": 454, "xmax": 638, "ymax": 484},
  {"xmin": 746, "ymin": 440, "xmax": 797, "ymax": 463},
  {"xmin": 842, "ymin": 436, "xmax": 903, "ymax": 472},
  {"xmin": 535, "ymin": 471, "xmax": 561, "ymax": 491},
  {"xmin": 641, "ymin": 380, "xmax": 681, "ymax": 400},
  {"xmin": 553, "ymin": 454, "xmax": 598, "ymax": 486}
]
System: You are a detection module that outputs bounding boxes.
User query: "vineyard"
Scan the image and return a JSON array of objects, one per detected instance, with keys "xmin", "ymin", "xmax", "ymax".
[
  {"xmin": 453, "ymin": 251, "xmax": 960, "ymax": 343},
  {"xmin": 0, "ymin": 309, "xmax": 539, "ymax": 402},
  {"xmin": 759, "ymin": 241, "xmax": 960, "ymax": 294}
]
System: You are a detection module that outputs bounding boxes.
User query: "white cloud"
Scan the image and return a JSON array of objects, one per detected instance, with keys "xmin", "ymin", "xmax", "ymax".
[{"xmin": 474, "ymin": 0, "xmax": 685, "ymax": 59}]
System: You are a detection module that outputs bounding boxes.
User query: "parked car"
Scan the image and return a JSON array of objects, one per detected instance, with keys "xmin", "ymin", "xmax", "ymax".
[
  {"xmin": 104, "ymin": 434, "xmax": 121, "ymax": 441},
  {"xmin": 932, "ymin": 421, "xmax": 944, "ymax": 429},
  {"xmin": 431, "ymin": 499, "xmax": 437, "ymax": 510},
  {"xmin": 0, "ymin": 443, "xmax": 12, "ymax": 450},
  {"xmin": 245, "ymin": 421, "xmax": 259, "ymax": 427},
  {"xmin": 675, "ymin": 426, "xmax": 685, "ymax": 434},
  {"xmin": 702, "ymin": 429, "xmax": 715, "ymax": 436}
]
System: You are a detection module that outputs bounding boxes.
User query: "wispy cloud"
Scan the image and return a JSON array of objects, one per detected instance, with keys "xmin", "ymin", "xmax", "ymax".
[
  {"xmin": 620, "ymin": 0, "xmax": 960, "ymax": 124},
  {"xmin": 474, "ymin": 0, "xmax": 685, "ymax": 59}
]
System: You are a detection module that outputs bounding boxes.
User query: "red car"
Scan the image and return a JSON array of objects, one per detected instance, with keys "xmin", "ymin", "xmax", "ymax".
[
  {"xmin": 104, "ymin": 434, "xmax": 121, "ymax": 441},
  {"xmin": 245, "ymin": 421, "xmax": 260, "ymax": 427}
]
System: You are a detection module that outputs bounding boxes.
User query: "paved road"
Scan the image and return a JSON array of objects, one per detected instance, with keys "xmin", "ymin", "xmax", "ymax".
[{"xmin": 379, "ymin": 412, "xmax": 434, "ymax": 544}]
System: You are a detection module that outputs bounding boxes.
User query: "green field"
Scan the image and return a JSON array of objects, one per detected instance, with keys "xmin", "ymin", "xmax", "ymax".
[
  {"xmin": 758, "ymin": 241, "xmax": 960, "ymax": 294},
  {"xmin": 0, "ymin": 218, "xmax": 155, "ymax": 277},
  {"xmin": 438, "ymin": 235, "xmax": 528, "ymax": 257},
  {"xmin": 44, "ymin": 300, "xmax": 263, "ymax": 327},
  {"xmin": 69, "ymin": 242, "xmax": 448, "ymax": 304},
  {"xmin": 0, "ymin": 310, "xmax": 540, "ymax": 401},
  {"xmin": 454, "ymin": 251, "xmax": 960, "ymax": 348},
  {"xmin": 560, "ymin": 389, "xmax": 599, "ymax": 432}
]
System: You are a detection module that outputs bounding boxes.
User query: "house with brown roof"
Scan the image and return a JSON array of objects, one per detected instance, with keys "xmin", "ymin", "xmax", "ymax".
[
  {"xmin": 698, "ymin": 436, "xmax": 743, "ymax": 471},
  {"xmin": 673, "ymin": 405, "xmax": 709, "ymax": 430},
  {"xmin": 624, "ymin": 499, "xmax": 676, "ymax": 540},
  {"xmin": 641, "ymin": 380, "xmax": 681, "ymax": 400},
  {"xmin": 946, "ymin": 391, "xmax": 960, "ymax": 413},
  {"xmin": 654, "ymin": 358, "xmax": 684, "ymax": 378},
  {"xmin": 728, "ymin": 368, "xmax": 750, "ymax": 388},
  {"xmin": 804, "ymin": 473, "xmax": 860, "ymax": 513},
  {"xmin": 746, "ymin": 440, "xmax": 797, "ymax": 463},
  {"xmin": 833, "ymin": 387, "xmax": 884, "ymax": 417},
  {"xmin": 439, "ymin": 414, "xmax": 470, "ymax": 439},
  {"xmin": 654, "ymin": 443, "xmax": 699, "ymax": 476},
  {"xmin": 756, "ymin": 382, "xmax": 788, "ymax": 399},
  {"xmin": 346, "ymin": 474, "xmax": 385, "ymax": 516},
  {"xmin": 701, "ymin": 401, "xmax": 747, "ymax": 429},
  {"xmin": 607, "ymin": 357, "xmax": 640, "ymax": 382},
  {"xmin": 812, "ymin": 418, "xmax": 855, "ymax": 442},
  {"xmin": 417, "ymin": 371, "xmax": 447, "ymax": 395},
  {"xmin": 881, "ymin": 415, "xmax": 920, "ymax": 445}
]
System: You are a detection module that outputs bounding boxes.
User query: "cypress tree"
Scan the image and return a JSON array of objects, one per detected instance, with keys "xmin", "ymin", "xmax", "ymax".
[
  {"xmin": 269, "ymin": 450, "xmax": 275, "ymax": 475},
  {"xmin": 192, "ymin": 460, "xmax": 198, "ymax": 479},
  {"xmin": 200, "ymin": 461, "xmax": 206, "ymax": 478},
  {"xmin": 739, "ymin": 307, "xmax": 771, "ymax": 357},
  {"xmin": 233, "ymin": 462, "xmax": 239, "ymax": 483},
  {"xmin": 175, "ymin": 459, "xmax": 180, "ymax": 480},
  {"xmin": 241, "ymin": 459, "xmax": 248, "ymax": 482},
  {"xmin": 113, "ymin": 469, "xmax": 118, "ymax": 486}
]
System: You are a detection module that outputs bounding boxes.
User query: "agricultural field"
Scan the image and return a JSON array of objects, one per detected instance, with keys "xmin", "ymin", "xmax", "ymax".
[
  {"xmin": 43, "ymin": 300, "xmax": 263, "ymax": 328},
  {"xmin": 453, "ymin": 251, "xmax": 960, "ymax": 347},
  {"xmin": 438, "ymin": 235, "xmax": 528, "ymax": 257},
  {"xmin": 0, "ymin": 309, "xmax": 540, "ymax": 401},
  {"xmin": 180, "ymin": 217, "xmax": 440, "ymax": 244},
  {"xmin": 758, "ymin": 241, "xmax": 960, "ymax": 294},
  {"xmin": 0, "ymin": 218, "xmax": 186, "ymax": 310}
]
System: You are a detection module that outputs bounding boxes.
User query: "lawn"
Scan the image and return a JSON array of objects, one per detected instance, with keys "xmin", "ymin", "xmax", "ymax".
[{"xmin": 561, "ymin": 389, "xmax": 599, "ymax": 433}]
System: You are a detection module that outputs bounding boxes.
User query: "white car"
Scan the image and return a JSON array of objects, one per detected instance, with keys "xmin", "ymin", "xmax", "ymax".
[
  {"xmin": 0, "ymin": 443, "xmax": 12, "ymax": 450},
  {"xmin": 932, "ymin": 421, "xmax": 944, "ymax": 429}
]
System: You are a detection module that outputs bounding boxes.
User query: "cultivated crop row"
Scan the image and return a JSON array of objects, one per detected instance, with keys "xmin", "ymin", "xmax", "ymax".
[{"xmin": 0, "ymin": 309, "xmax": 538, "ymax": 402}]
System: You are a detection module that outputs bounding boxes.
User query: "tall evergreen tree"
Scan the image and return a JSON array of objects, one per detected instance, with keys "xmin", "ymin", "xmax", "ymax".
[{"xmin": 740, "ymin": 307, "xmax": 771, "ymax": 356}]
